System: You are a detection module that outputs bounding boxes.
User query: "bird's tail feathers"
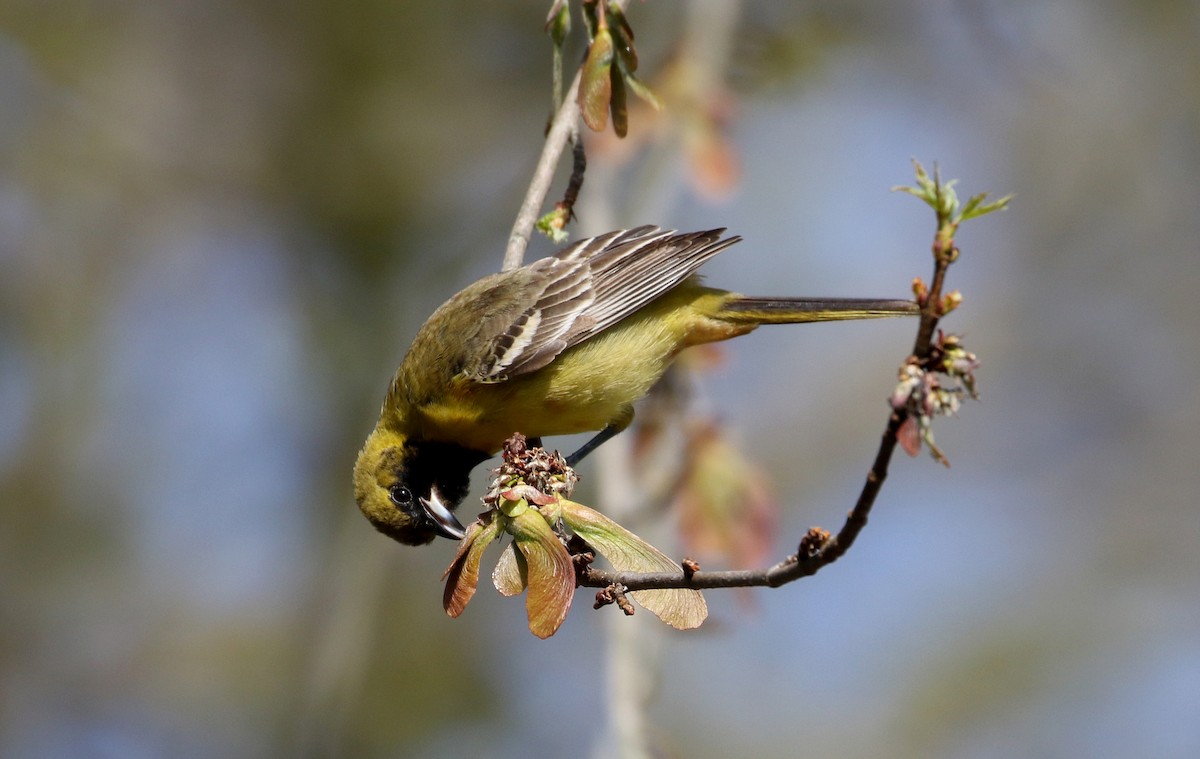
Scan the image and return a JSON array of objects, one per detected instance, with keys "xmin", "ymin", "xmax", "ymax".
[{"xmin": 719, "ymin": 296, "xmax": 919, "ymax": 324}]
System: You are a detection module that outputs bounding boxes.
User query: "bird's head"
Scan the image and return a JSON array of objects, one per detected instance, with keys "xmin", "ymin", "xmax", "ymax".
[{"xmin": 353, "ymin": 427, "xmax": 489, "ymax": 546}]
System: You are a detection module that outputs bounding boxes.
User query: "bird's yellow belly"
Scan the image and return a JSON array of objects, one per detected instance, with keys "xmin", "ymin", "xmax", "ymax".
[{"xmin": 419, "ymin": 303, "xmax": 694, "ymax": 452}]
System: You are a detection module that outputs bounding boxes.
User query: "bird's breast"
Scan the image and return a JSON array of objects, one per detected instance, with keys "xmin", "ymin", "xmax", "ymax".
[{"xmin": 412, "ymin": 287, "xmax": 734, "ymax": 452}]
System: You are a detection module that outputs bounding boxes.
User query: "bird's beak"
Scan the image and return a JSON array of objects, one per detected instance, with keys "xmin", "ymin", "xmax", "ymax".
[{"xmin": 419, "ymin": 487, "xmax": 466, "ymax": 540}]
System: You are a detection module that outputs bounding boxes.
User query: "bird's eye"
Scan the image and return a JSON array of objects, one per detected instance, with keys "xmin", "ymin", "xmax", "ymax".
[{"xmin": 388, "ymin": 484, "xmax": 414, "ymax": 507}]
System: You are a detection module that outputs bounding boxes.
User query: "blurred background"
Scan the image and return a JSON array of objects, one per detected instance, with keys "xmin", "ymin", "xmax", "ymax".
[{"xmin": 2, "ymin": 0, "xmax": 1198, "ymax": 757}]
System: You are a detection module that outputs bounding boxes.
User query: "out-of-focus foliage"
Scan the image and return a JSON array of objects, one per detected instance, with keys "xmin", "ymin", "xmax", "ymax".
[
  {"xmin": 2, "ymin": 1, "xmax": 1199, "ymax": 758},
  {"xmin": 676, "ymin": 421, "xmax": 777, "ymax": 571}
]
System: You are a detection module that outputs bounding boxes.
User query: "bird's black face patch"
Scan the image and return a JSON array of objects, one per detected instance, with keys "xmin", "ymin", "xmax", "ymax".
[
  {"xmin": 379, "ymin": 441, "xmax": 490, "ymax": 543},
  {"xmin": 401, "ymin": 441, "xmax": 489, "ymax": 506}
]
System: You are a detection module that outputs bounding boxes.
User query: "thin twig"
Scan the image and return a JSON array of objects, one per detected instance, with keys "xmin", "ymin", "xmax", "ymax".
[{"xmin": 559, "ymin": 133, "xmax": 587, "ymax": 220}]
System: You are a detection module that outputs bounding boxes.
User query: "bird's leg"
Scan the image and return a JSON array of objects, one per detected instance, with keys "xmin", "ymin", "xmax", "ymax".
[
  {"xmin": 565, "ymin": 407, "xmax": 634, "ymax": 467},
  {"xmin": 564, "ymin": 427, "xmax": 619, "ymax": 467}
]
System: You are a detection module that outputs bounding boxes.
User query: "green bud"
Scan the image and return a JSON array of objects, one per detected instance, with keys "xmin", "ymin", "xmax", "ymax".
[{"xmin": 545, "ymin": 0, "xmax": 570, "ymax": 47}]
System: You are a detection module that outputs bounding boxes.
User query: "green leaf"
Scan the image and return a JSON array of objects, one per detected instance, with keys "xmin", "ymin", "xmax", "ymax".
[
  {"xmin": 959, "ymin": 192, "xmax": 1014, "ymax": 221},
  {"xmin": 510, "ymin": 510, "xmax": 575, "ymax": 638},
  {"xmin": 442, "ymin": 515, "xmax": 504, "ymax": 618},
  {"xmin": 560, "ymin": 500, "xmax": 708, "ymax": 630},
  {"xmin": 892, "ymin": 158, "xmax": 939, "ymax": 209},
  {"xmin": 492, "ymin": 541, "xmax": 527, "ymax": 597},
  {"xmin": 579, "ymin": 28, "xmax": 614, "ymax": 132},
  {"xmin": 620, "ymin": 68, "xmax": 663, "ymax": 110},
  {"xmin": 895, "ymin": 159, "xmax": 1012, "ymax": 230}
]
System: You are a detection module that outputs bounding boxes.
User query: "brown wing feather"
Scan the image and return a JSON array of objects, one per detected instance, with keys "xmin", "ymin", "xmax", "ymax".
[{"xmin": 477, "ymin": 226, "xmax": 740, "ymax": 381}]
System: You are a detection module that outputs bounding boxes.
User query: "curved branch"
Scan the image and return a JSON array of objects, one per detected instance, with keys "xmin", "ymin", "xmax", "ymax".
[{"xmin": 578, "ymin": 231, "xmax": 955, "ymax": 593}]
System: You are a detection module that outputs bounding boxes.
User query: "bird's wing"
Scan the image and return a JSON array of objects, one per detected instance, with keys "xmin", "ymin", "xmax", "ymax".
[{"xmin": 473, "ymin": 226, "xmax": 740, "ymax": 381}]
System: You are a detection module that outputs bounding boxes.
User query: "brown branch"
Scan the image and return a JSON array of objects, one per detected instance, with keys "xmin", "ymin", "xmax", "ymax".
[
  {"xmin": 560, "ymin": 135, "xmax": 587, "ymax": 220},
  {"xmin": 577, "ymin": 231, "xmax": 956, "ymax": 593}
]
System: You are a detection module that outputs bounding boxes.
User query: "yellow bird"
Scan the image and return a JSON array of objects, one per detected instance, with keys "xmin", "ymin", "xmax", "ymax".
[{"xmin": 354, "ymin": 226, "xmax": 918, "ymax": 545}]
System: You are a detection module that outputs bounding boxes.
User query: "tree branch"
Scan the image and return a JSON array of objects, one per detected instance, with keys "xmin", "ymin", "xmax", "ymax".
[{"xmin": 503, "ymin": 68, "xmax": 584, "ymax": 271}]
